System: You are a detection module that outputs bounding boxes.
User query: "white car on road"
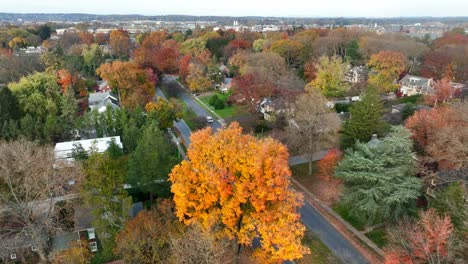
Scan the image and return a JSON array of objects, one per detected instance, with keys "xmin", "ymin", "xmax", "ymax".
[{"xmin": 206, "ymin": 116, "xmax": 214, "ymax": 123}]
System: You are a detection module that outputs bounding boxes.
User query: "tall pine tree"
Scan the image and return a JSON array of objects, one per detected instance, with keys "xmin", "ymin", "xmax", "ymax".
[
  {"xmin": 127, "ymin": 121, "xmax": 178, "ymax": 204},
  {"xmin": 336, "ymin": 126, "xmax": 421, "ymax": 223},
  {"xmin": 340, "ymin": 87, "xmax": 388, "ymax": 149}
]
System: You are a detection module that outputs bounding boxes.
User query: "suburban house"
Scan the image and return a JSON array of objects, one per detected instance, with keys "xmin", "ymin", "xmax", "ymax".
[
  {"xmin": 218, "ymin": 78, "xmax": 232, "ymax": 94},
  {"xmin": 88, "ymin": 91, "xmax": 119, "ymax": 113},
  {"xmin": 258, "ymin": 97, "xmax": 290, "ymax": 122},
  {"xmin": 399, "ymin": 74, "xmax": 468, "ymax": 98},
  {"xmin": 345, "ymin": 65, "xmax": 368, "ymax": 84},
  {"xmin": 54, "ymin": 136, "xmax": 123, "ymax": 162},
  {"xmin": 399, "ymin": 74, "xmax": 435, "ymax": 96}
]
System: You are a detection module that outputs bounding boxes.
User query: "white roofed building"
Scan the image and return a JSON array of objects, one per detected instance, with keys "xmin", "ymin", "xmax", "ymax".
[{"xmin": 54, "ymin": 136, "xmax": 122, "ymax": 162}]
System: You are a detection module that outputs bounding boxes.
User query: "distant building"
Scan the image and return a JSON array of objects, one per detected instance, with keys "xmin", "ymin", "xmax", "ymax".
[
  {"xmin": 88, "ymin": 91, "xmax": 119, "ymax": 113},
  {"xmin": 18, "ymin": 46, "xmax": 45, "ymax": 55},
  {"xmin": 345, "ymin": 65, "xmax": 368, "ymax": 84}
]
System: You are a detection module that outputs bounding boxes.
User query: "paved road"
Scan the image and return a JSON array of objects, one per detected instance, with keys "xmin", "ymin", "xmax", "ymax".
[
  {"xmin": 155, "ymin": 88, "xmax": 192, "ymax": 146},
  {"xmin": 159, "ymin": 76, "xmax": 369, "ymax": 264},
  {"xmin": 162, "ymin": 75, "xmax": 222, "ymax": 132},
  {"xmin": 300, "ymin": 202, "xmax": 369, "ymax": 264}
]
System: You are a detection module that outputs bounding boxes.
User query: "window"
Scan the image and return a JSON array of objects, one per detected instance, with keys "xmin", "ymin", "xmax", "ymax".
[
  {"xmin": 10, "ymin": 254, "xmax": 17, "ymax": 260},
  {"xmin": 87, "ymin": 228, "xmax": 96, "ymax": 240},
  {"xmin": 89, "ymin": 241, "xmax": 98, "ymax": 252}
]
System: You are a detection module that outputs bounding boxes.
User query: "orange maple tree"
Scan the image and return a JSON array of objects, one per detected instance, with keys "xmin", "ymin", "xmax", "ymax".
[
  {"xmin": 368, "ymin": 50, "xmax": 407, "ymax": 92},
  {"xmin": 53, "ymin": 240, "xmax": 91, "ymax": 264},
  {"xmin": 109, "ymin": 29, "xmax": 131, "ymax": 58},
  {"xmin": 169, "ymin": 123, "xmax": 309, "ymax": 263},
  {"xmin": 384, "ymin": 209, "xmax": 454, "ymax": 264},
  {"xmin": 317, "ymin": 149, "xmax": 343, "ymax": 181},
  {"xmin": 96, "ymin": 61, "xmax": 155, "ymax": 109}
]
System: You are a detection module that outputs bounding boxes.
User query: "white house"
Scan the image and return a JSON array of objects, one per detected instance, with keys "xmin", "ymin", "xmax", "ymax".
[
  {"xmin": 399, "ymin": 74, "xmax": 435, "ymax": 96},
  {"xmin": 88, "ymin": 91, "xmax": 119, "ymax": 113},
  {"xmin": 219, "ymin": 78, "xmax": 232, "ymax": 94},
  {"xmin": 345, "ymin": 65, "xmax": 368, "ymax": 84},
  {"xmin": 54, "ymin": 136, "xmax": 122, "ymax": 161}
]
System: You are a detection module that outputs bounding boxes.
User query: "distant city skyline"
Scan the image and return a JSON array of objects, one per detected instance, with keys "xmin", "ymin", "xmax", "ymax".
[{"xmin": 2, "ymin": 0, "xmax": 468, "ymax": 18}]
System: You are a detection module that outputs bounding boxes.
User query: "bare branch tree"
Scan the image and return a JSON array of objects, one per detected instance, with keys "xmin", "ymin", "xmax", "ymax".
[
  {"xmin": 286, "ymin": 91, "xmax": 341, "ymax": 175},
  {"xmin": 0, "ymin": 139, "xmax": 84, "ymax": 263}
]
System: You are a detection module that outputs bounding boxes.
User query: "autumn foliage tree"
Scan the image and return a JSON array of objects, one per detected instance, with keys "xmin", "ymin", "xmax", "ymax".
[
  {"xmin": 405, "ymin": 104, "xmax": 468, "ymax": 171},
  {"xmin": 114, "ymin": 200, "xmax": 183, "ymax": 264},
  {"xmin": 169, "ymin": 123, "xmax": 309, "ymax": 263},
  {"xmin": 231, "ymin": 73, "xmax": 276, "ymax": 112},
  {"xmin": 109, "ymin": 29, "xmax": 131, "ymax": 58},
  {"xmin": 424, "ymin": 77, "xmax": 454, "ymax": 106},
  {"xmin": 384, "ymin": 209, "xmax": 454, "ymax": 264},
  {"xmin": 96, "ymin": 61, "xmax": 155, "ymax": 109},
  {"xmin": 145, "ymin": 97, "xmax": 183, "ymax": 129},
  {"xmin": 317, "ymin": 148, "xmax": 343, "ymax": 181},
  {"xmin": 52, "ymin": 241, "xmax": 91, "ymax": 264},
  {"xmin": 368, "ymin": 50, "xmax": 407, "ymax": 93}
]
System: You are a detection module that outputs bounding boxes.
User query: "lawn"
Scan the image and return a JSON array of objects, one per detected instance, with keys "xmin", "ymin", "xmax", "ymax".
[
  {"xmin": 397, "ymin": 94, "xmax": 423, "ymax": 104},
  {"xmin": 199, "ymin": 92, "xmax": 244, "ymax": 119},
  {"xmin": 332, "ymin": 202, "xmax": 366, "ymax": 231},
  {"xmin": 365, "ymin": 227, "xmax": 388, "ymax": 248},
  {"xmin": 297, "ymin": 229, "xmax": 342, "ymax": 264},
  {"xmin": 291, "ymin": 162, "xmax": 320, "ymax": 192}
]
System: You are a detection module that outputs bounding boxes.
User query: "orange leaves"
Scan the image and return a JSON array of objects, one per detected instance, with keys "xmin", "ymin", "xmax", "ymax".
[
  {"xmin": 317, "ymin": 148, "xmax": 342, "ymax": 181},
  {"xmin": 109, "ymin": 29, "xmax": 131, "ymax": 58},
  {"xmin": 96, "ymin": 61, "xmax": 155, "ymax": 109},
  {"xmin": 169, "ymin": 122, "xmax": 309, "ymax": 262},
  {"xmin": 57, "ymin": 68, "xmax": 73, "ymax": 93}
]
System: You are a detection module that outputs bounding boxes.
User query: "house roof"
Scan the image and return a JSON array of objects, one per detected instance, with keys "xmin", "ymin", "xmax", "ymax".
[
  {"xmin": 54, "ymin": 136, "xmax": 122, "ymax": 161},
  {"xmin": 88, "ymin": 91, "xmax": 117, "ymax": 105}
]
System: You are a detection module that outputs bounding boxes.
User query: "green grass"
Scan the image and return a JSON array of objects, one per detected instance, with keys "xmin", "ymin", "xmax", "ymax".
[
  {"xmin": 198, "ymin": 92, "xmax": 244, "ymax": 119},
  {"xmin": 332, "ymin": 202, "xmax": 366, "ymax": 231},
  {"xmin": 366, "ymin": 228, "xmax": 388, "ymax": 248},
  {"xmin": 297, "ymin": 229, "xmax": 342, "ymax": 264},
  {"xmin": 397, "ymin": 94, "xmax": 423, "ymax": 104}
]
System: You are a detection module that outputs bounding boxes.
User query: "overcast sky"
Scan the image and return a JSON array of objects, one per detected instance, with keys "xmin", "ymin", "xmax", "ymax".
[{"xmin": 2, "ymin": 0, "xmax": 467, "ymax": 17}]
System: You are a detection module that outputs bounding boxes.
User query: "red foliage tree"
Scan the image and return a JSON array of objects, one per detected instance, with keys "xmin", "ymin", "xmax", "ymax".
[
  {"xmin": 385, "ymin": 209, "xmax": 454, "ymax": 264},
  {"xmin": 420, "ymin": 50, "xmax": 452, "ymax": 80},
  {"xmin": 317, "ymin": 149, "xmax": 343, "ymax": 181},
  {"xmin": 303, "ymin": 59, "xmax": 318, "ymax": 82},
  {"xmin": 78, "ymin": 32, "xmax": 94, "ymax": 45},
  {"xmin": 228, "ymin": 39, "xmax": 252, "ymax": 50},
  {"xmin": 231, "ymin": 73, "xmax": 276, "ymax": 112},
  {"xmin": 178, "ymin": 55, "xmax": 192, "ymax": 81},
  {"xmin": 405, "ymin": 107, "xmax": 450, "ymax": 149},
  {"xmin": 424, "ymin": 77, "xmax": 454, "ymax": 106}
]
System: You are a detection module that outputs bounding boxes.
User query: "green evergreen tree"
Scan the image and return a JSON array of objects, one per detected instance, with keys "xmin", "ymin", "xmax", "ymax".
[
  {"xmin": 340, "ymin": 87, "xmax": 388, "ymax": 149},
  {"xmin": 345, "ymin": 40, "xmax": 362, "ymax": 64},
  {"xmin": 127, "ymin": 121, "xmax": 177, "ymax": 204},
  {"xmin": 430, "ymin": 183, "xmax": 466, "ymax": 231},
  {"xmin": 336, "ymin": 126, "xmax": 421, "ymax": 223},
  {"xmin": 0, "ymin": 87, "xmax": 20, "ymax": 123},
  {"xmin": 82, "ymin": 152, "xmax": 132, "ymax": 236},
  {"xmin": 107, "ymin": 138, "xmax": 124, "ymax": 159}
]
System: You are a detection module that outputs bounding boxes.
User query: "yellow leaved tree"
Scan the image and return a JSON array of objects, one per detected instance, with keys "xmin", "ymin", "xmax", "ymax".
[{"xmin": 169, "ymin": 122, "xmax": 309, "ymax": 263}]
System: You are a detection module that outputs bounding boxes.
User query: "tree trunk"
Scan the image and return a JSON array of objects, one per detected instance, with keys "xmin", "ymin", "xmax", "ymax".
[
  {"xmin": 308, "ymin": 159, "xmax": 313, "ymax": 176},
  {"xmin": 37, "ymin": 246, "xmax": 48, "ymax": 264},
  {"xmin": 149, "ymin": 191, "xmax": 154, "ymax": 208}
]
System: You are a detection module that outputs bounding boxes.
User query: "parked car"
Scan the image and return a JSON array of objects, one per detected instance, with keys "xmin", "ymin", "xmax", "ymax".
[{"xmin": 206, "ymin": 116, "xmax": 214, "ymax": 123}]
